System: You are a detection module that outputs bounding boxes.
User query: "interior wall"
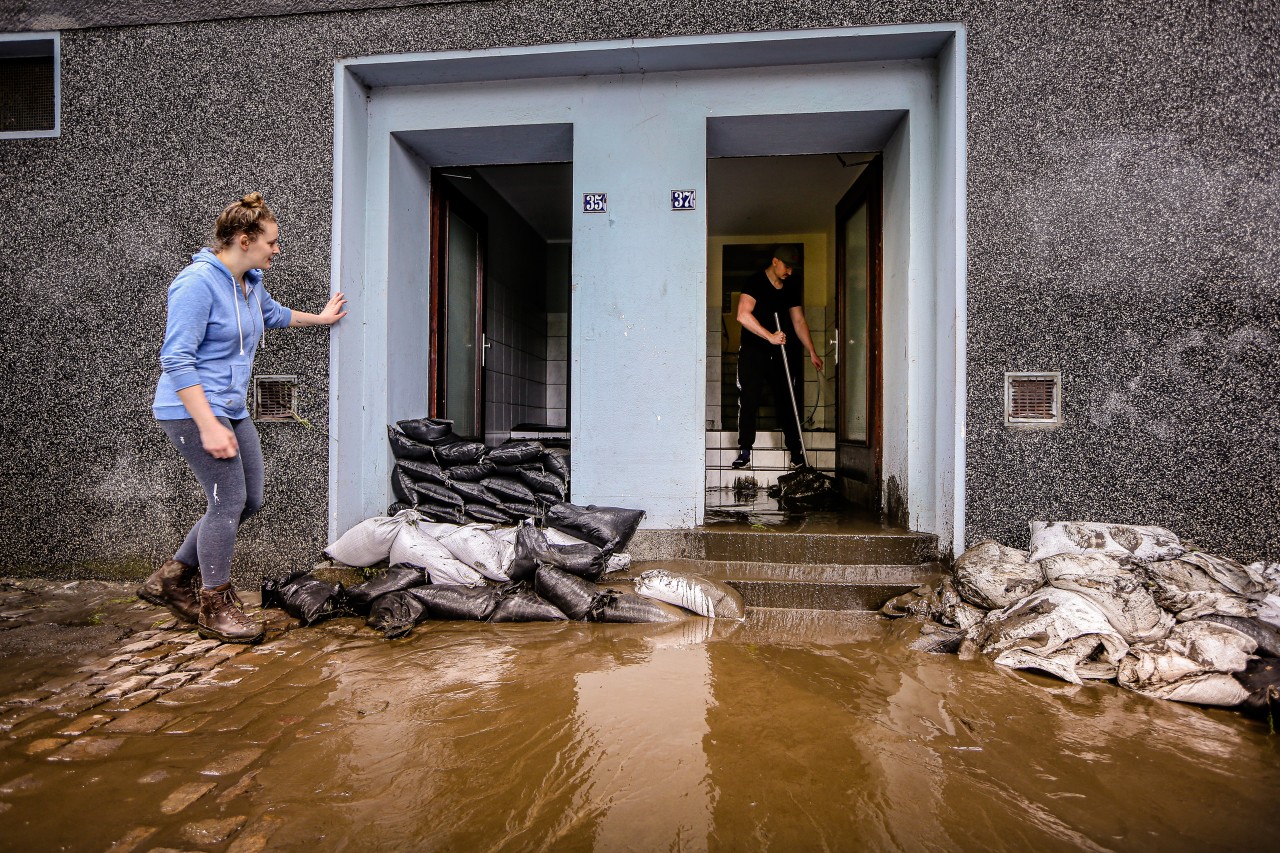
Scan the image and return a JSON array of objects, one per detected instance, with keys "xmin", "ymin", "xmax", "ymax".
[{"xmin": 545, "ymin": 242, "xmax": 571, "ymax": 427}]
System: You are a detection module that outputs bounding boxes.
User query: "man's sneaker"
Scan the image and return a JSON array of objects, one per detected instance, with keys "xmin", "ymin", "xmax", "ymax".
[{"xmin": 730, "ymin": 450, "xmax": 751, "ymax": 469}]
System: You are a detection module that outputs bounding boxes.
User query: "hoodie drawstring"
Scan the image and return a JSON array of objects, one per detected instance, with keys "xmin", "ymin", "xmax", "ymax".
[{"xmin": 230, "ymin": 278, "xmax": 268, "ymax": 356}]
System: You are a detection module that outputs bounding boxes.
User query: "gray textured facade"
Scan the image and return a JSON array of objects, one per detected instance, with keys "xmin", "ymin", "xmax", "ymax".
[{"xmin": 1, "ymin": 1, "xmax": 1277, "ymax": 579}]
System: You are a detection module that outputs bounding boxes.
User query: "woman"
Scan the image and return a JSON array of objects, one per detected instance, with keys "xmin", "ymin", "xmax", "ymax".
[{"xmin": 140, "ymin": 192, "xmax": 347, "ymax": 643}]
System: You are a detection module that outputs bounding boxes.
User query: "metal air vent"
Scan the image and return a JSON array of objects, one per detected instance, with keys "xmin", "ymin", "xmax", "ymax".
[
  {"xmin": 1, "ymin": 36, "xmax": 58, "ymax": 137},
  {"xmin": 1005, "ymin": 372, "xmax": 1062, "ymax": 426},
  {"xmin": 253, "ymin": 375, "xmax": 298, "ymax": 422}
]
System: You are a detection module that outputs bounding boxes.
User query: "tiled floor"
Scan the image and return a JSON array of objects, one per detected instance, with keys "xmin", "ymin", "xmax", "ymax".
[{"xmin": 705, "ymin": 430, "xmax": 835, "ymax": 489}]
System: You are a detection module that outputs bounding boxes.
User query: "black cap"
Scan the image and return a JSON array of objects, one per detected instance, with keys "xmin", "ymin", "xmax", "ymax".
[{"xmin": 772, "ymin": 245, "xmax": 800, "ymax": 267}]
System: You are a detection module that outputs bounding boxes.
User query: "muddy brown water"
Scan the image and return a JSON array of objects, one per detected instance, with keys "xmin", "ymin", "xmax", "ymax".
[{"xmin": 1, "ymin": 584, "xmax": 1278, "ymax": 851}]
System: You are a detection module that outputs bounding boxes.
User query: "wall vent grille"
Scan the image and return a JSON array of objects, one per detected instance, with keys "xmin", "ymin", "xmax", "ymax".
[
  {"xmin": 1005, "ymin": 372, "xmax": 1062, "ymax": 426},
  {"xmin": 253, "ymin": 376, "xmax": 298, "ymax": 422},
  {"xmin": 0, "ymin": 35, "xmax": 58, "ymax": 138}
]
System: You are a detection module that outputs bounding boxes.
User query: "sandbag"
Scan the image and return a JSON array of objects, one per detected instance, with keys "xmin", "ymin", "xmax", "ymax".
[
  {"xmin": 545, "ymin": 502, "xmax": 645, "ymax": 552},
  {"xmin": 366, "ymin": 590, "xmax": 429, "ymax": 639},
  {"xmin": 1199, "ymin": 614, "xmax": 1280, "ymax": 657},
  {"xmin": 1258, "ymin": 594, "xmax": 1280, "ymax": 631},
  {"xmin": 1116, "ymin": 621, "xmax": 1255, "ymax": 706},
  {"xmin": 881, "ymin": 584, "xmax": 939, "ymax": 619},
  {"xmin": 936, "ymin": 577, "xmax": 987, "ymax": 631},
  {"xmin": 1028, "ymin": 520, "xmax": 1185, "ymax": 563},
  {"xmin": 390, "ymin": 522, "xmax": 487, "ymax": 586},
  {"xmin": 540, "ymin": 528, "xmax": 631, "ymax": 573},
  {"xmin": 1233, "ymin": 657, "xmax": 1280, "ymax": 719},
  {"xmin": 970, "ymin": 587, "xmax": 1129, "ymax": 685},
  {"xmin": 325, "ymin": 511, "xmax": 411, "ymax": 567},
  {"xmin": 488, "ymin": 587, "xmax": 568, "ymax": 622},
  {"xmin": 542, "ymin": 447, "xmax": 571, "ymax": 481},
  {"xmin": 591, "ymin": 590, "xmax": 687, "ymax": 623},
  {"xmin": 392, "ymin": 467, "xmax": 421, "ymax": 507},
  {"xmin": 435, "ymin": 441, "xmax": 487, "ymax": 466},
  {"xmin": 466, "ymin": 504, "xmax": 511, "ymax": 525},
  {"xmin": 445, "ymin": 459, "xmax": 495, "ymax": 482},
  {"xmin": 412, "ymin": 480, "xmax": 465, "ymax": 509},
  {"xmin": 489, "ymin": 441, "xmax": 544, "ymax": 466},
  {"xmin": 396, "ymin": 417, "xmax": 453, "ymax": 443},
  {"xmin": 483, "ymin": 475, "xmax": 536, "ymax": 504},
  {"xmin": 953, "ymin": 540, "xmax": 1043, "ymax": 610},
  {"xmin": 387, "ymin": 426, "xmax": 437, "ymax": 462},
  {"xmin": 261, "ymin": 571, "xmax": 346, "ymax": 626},
  {"xmin": 499, "ymin": 501, "xmax": 542, "ymax": 521},
  {"xmin": 1042, "ymin": 553, "xmax": 1174, "ymax": 644},
  {"xmin": 512, "ymin": 465, "xmax": 566, "ymax": 499},
  {"xmin": 343, "ymin": 567, "xmax": 427, "ymax": 615},
  {"xmin": 510, "ymin": 523, "xmax": 605, "ymax": 582},
  {"xmin": 397, "ymin": 458, "xmax": 449, "ymax": 487},
  {"xmin": 890, "ymin": 618, "xmax": 967, "ymax": 655},
  {"xmin": 436, "ymin": 523, "xmax": 510, "ymax": 581},
  {"xmin": 416, "ymin": 503, "xmax": 468, "ymax": 525},
  {"xmin": 387, "ymin": 502, "xmax": 414, "ymax": 515},
  {"xmin": 408, "ymin": 585, "xmax": 502, "ymax": 621},
  {"xmin": 452, "ymin": 479, "xmax": 502, "ymax": 507},
  {"xmin": 634, "ymin": 568, "xmax": 745, "ymax": 619},
  {"xmin": 534, "ymin": 565, "xmax": 606, "ymax": 620},
  {"xmin": 1136, "ymin": 554, "xmax": 1261, "ymax": 621}
]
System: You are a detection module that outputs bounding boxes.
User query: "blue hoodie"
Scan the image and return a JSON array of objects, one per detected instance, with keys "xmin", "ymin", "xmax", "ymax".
[{"xmin": 153, "ymin": 248, "xmax": 293, "ymax": 420}]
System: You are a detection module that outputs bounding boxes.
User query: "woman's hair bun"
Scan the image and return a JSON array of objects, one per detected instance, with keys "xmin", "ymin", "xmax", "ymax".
[{"xmin": 240, "ymin": 191, "xmax": 265, "ymax": 209}]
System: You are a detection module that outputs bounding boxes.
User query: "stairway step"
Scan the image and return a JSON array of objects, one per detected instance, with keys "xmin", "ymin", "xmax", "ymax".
[
  {"xmin": 625, "ymin": 558, "xmax": 941, "ymax": 585},
  {"xmin": 629, "ymin": 528, "xmax": 940, "ymax": 566}
]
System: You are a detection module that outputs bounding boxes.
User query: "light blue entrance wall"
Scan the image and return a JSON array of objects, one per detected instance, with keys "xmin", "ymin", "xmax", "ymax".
[{"xmin": 330, "ymin": 26, "xmax": 965, "ymax": 547}]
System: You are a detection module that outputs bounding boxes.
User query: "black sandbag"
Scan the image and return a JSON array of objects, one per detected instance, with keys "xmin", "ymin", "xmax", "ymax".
[
  {"xmin": 466, "ymin": 503, "xmax": 511, "ymax": 524},
  {"xmin": 417, "ymin": 503, "xmax": 468, "ymax": 525},
  {"xmin": 1200, "ymin": 614, "xmax": 1280, "ymax": 657},
  {"xmin": 408, "ymin": 585, "xmax": 503, "ymax": 621},
  {"xmin": 446, "ymin": 459, "xmax": 495, "ymax": 482},
  {"xmin": 545, "ymin": 502, "xmax": 645, "ymax": 552},
  {"xmin": 366, "ymin": 590, "xmax": 429, "ymax": 639},
  {"xmin": 412, "ymin": 480, "xmax": 465, "ymax": 508},
  {"xmin": 387, "ymin": 501, "xmax": 414, "ymax": 515},
  {"xmin": 488, "ymin": 588, "xmax": 568, "ymax": 622},
  {"xmin": 542, "ymin": 447, "xmax": 571, "ymax": 481},
  {"xmin": 534, "ymin": 565, "xmax": 606, "ymax": 621},
  {"xmin": 392, "ymin": 466, "xmax": 421, "ymax": 506},
  {"xmin": 489, "ymin": 440, "xmax": 544, "ymax": 466},
  {"xmin": 590, "ymin": 590, "xmax": 685, "ymax": 623},
  {"xmin": 513, "ymin": 523, "xmax": 606, "ymax": 581},
  {"xmin": 500, "ymin": 501, "xmax": 543, "ymax": 522},
  {"xmin": 514, "ymin": 465, "xmax": 567, "ymax": 499},
  {"xmin": 344, "ymin": 567, "xmax": 426, "ymax": 615},
  {"xmin": 435, "ymin": 441, "xmax": 487, "ymax": 465},
  {"xmin": 452, "ymin": 479, "xmax": 503, "ymax": 507},
  {"xmin": 483, "ymin": 475, "xmax": 536, "ymax": 504},
  {"xmin": 387, "ymin": 426, "xmax": 437, "ymax": 462},
  {"xmin": 396, "ymin": 417, "xmax": 454, "ymax": 443},
  {"xmin": 1233, "ymin": 657, "xmax": 1280, "ymax": 719},
  {"xmin": 398, "ymin": 458, "xmax": 449, "ymax": 487},
  {"xmin": 508, "ymin": 523, "xmax": 545, "ymax": 582},
  {"xmin": 261, "ymin": 571, "xmax": 346, "ymax": 626}
]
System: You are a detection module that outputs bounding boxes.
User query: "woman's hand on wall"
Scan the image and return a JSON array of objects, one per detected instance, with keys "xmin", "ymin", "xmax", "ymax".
[{"xmin": 289, "ymin": 292, "xmax": 349, "ymax": 327}]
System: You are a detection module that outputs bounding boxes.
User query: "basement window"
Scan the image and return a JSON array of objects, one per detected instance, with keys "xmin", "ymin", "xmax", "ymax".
[
  {"xmin": 254, "ymin": 376, "xmax": 299, "ymax": 422},
  {"xmin": 1005, "ymin": 372, "xmax": 1062, "ymax": 427},
  {"xmin": 0, "ymin": 33, "xmax": 59, "ymax": 139}
]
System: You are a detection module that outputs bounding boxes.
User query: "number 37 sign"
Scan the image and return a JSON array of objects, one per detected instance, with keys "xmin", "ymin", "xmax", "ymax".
[{"xmin": 670, "ymin": 189, "xmax": 696, "ymax": 210}]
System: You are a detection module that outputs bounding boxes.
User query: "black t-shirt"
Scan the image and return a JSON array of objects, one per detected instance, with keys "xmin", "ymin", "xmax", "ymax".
[{"xmin": 739, "ymin": 270, "xmax": 802, "ymax": 352}]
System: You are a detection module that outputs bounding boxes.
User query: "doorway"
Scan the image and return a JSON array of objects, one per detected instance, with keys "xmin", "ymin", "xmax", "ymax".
[{"xmin": 430, "ymin": 173, "xmax": 486, "ymax": 437}]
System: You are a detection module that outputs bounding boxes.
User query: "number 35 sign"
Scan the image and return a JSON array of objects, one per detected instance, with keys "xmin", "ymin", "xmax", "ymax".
[{"xmin": 582, "ymin": 193, "xmax": 607, "ymax": 213}]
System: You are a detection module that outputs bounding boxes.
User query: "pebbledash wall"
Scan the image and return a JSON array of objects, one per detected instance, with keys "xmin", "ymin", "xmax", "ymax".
[{"xmin": 0, "ymin": 1, "xmax": 1276, "ymax": 580}]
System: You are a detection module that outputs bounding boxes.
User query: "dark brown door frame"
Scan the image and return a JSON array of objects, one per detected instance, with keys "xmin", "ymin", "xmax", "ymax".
[
  {"xmin": 429, "ymin": 172, "xmax": 488, "ymax": 434},
  {"xmin": 833, "ymin": 155, "xmax": 883, "ymax": 509}
]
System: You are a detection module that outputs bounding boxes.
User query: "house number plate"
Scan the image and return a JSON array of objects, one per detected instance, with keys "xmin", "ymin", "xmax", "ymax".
[{"xmin": 671, "ymin": 189, "xmax": 696, "ymax": 210}]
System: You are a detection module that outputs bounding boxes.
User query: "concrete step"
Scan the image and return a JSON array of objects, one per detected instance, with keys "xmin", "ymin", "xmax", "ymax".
[{"xmin": 630, "ymin": 527, "xmax": 940, "ymax": 567}]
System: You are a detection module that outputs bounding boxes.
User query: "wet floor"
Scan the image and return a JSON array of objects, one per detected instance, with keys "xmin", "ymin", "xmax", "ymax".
[{"xmin": 1, "ymin": 579, "xmax": 1278, "ymax": 852}]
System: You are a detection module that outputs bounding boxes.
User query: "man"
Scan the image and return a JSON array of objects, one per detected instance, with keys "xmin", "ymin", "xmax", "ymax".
[{"xmin": 732, "ymin": 245, "xmax": 824, "ymax": 469}]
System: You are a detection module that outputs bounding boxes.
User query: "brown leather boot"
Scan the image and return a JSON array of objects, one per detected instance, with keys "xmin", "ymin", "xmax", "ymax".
[
  {"xmin": 137, "ymin": 559, "xmax": 200, "ymax": 623},
  {"xmin": 198, "ymin": 583, "xmax": 265, "ymax": 644}
]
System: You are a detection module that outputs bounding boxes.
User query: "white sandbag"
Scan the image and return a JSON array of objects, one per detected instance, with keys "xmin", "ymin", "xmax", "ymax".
[
  {"xmin": 488, "ymin": 526, "xmax": 519, "ymax": 577},
  {"xmin": 389, "ymin": 523, "xmax": 486, "ymax": 587},
  {"xmin": 634, "ymin": 569, "xmax": 745, "ymax": 619},
  {"xmin": 1136, "ymin": 554, "xmax": 1261, "ymax": 621},
  {"xmin": 436, "ymin": 524, "xmax": 509, "ymax": 582},
  {"xmin": 325, "ymin": 509, "xmax": 415, "ymax": 567},
  {"xmin": 1248, "ymin": 561, "xmax": 1280, "ymax": 595},
  {"xmin": 1256, "ymin": 593, "xmax": 1280, "ymax": 630},
  {"xmin": 1042, "ymin": 553, "xmax": 1174, "ymax": 643},
  {"xmin": 604, "ymin": 552, "xmax": 631, "ymax": 574},
  {"xmin": 953, "ymin": 540, "xmax": 1043, "ymax": 609},
  {"xmin": 1116, "ymin": 621, "xmax": 1255, "ymax": 706},
  {"xmin": 970, "ymin": 587, "xmax": 1129, "ymax": 685},
  {"xmin": 1028, "ymin": 521, "xmax": 1185, "ymax": 564},
  {"xmin": 544, "ymin": 527, "xmax": 631, "ymax": 573},
  {"xmin": 937, "ymin": 577, "xmax": 986, "ymax": 632}
]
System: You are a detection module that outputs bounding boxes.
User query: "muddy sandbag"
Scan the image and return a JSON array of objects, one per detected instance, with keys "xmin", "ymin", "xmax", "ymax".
[
  {"xmin": 1116, "ymin": 620, "xmax": 1255, "ymax": 706},
  {"xmin": 390, "ymin": 522, "xmax": 486, "ymax": 586},
  {"xmin": 1028, "ymin": 520, "xmax": 1185, "ymax": 564},
  {"xmin": 488, "ymin": 587, "xmax": 568, "ymax": 622},
  {"xmin": 881, "ymin": 584, "xmax": 939, "ymax": 619},
  {"xmin": 546, "ymin": 502, "xmax": 645, "ymax": 552},
  {"xmin": 1136, "ymin": 553, "xmax": 1263, "ymax": 621},
  {"xmin": 396, "ymin": 417, "xmax": 453, "ymax": 443},
  {"xmin": 634, "ymin": 569, "xmax": 745, "ymax": 619},
  {"xmin": 513, "ymin": 465, "xmax": 567, "ymax": 499},
  {"xmin": 590, "ymin": 590, "xmax": 687, "ymax": 623},
  {"xmin": 953, "ymin": 540, "xmax": 1043, "ymax": 610},
  {"xmin": 889, "ymin": 618, "xmax": 967, "ymax": 654},
  {"xmin": 483, "ymin": 475, "xmax": 536, "ymax": 505},
  {"xmin": 1233, "ymin": 657, "xmax": 1280, "ymax": 719},
  {"xmin": 387, "ymin": 426, "xmax": 437, "ymax": 462},
  {"xmin": 325, "ymin": 511, "xmax": 411, "ymax": 567},
  {"xmin": 436, "ymin": 523, "xmax": 510, "ymax": 581},
  {"xmin": 534, "ymin": 565, "xmax": 606, "ymax": 620},
  {"xmin": 366, "ymin": 589, "xmax": 429, "ymax": 638},
  {"xmin": 489, "ymin": 441, "xmax": 544, "ymax": 466},
  {"xmin": 343, "ymin": 567, "xmax": 427, "ymax": 615},
  {"xmin": 510, "ymin": 523, "xmax": 605, "ymax": 582},
  {"xmin": 1199, "ymin": 614, "xmax": 1280, "ymax": 657},
  {"xmin": 970, "ymin": 587, "xmax": 1129, "ymax": 685},
  {"xmin": 542, "ymin": 447, "xmax": 571, "ymax": 481},
  {"xmin": 435, "ymin": 441, "xmax": 487, "ymax": 466},
  {"xmin": 452, "ymin": 479, "xmax": 502, "ymax": 507},
  {"xmin": 937, "ymin": 577, "xmax": 986, "ymax": 631},
  {"xmin": 408, "ymin": 585, "xmax": 502, "ymax": 621},
  {"xmin": 1042, "ymin": 553, "xmax": 1174, "ymax": 644},
  {"xmin": 261, "ymin": 571, "xmax": 346, "ymax": 626},
  {"xmin": 1258, "ymin": 593, "xmax": 1280, "ymax": 631},
  {"xmin": 445, "ymin": 459, "xmax": 495, "ymax": 482},
  {"xmin": 397, "ymin": 458, "xmax": 449, "ymax": 487}
]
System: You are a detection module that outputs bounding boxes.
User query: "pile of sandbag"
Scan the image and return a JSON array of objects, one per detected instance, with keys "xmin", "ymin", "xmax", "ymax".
[
  {"xmin": 883, "ymin": 520, "xmax": 1280, "ymax": 718},
  {"xmin": 387, "ymin": 417, "xmax": 571, "ymax": 525},
  {"xmin": 260, "ymin": 502, "xmax": 746, "ymax": 639}
]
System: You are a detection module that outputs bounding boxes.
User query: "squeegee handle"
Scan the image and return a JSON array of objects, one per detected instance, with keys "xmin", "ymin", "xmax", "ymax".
[{"xmin": 774, "ymin": 312, "xmax": 808, "ymax": 466}]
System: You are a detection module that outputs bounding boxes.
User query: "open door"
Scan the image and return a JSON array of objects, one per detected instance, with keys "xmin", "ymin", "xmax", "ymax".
[
  {"xmin": 429, "ymin": 172, "xmax": 487, "ymax": 437},
  {"xmin": 834, "ymin": 157, "xmax": 882, "ymax": 509}
]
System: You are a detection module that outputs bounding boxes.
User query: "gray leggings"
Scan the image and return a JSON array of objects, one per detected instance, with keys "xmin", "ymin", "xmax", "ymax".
[{"xmin": 161, "ymin": 417, "xmax": 265, "ymax": 588}]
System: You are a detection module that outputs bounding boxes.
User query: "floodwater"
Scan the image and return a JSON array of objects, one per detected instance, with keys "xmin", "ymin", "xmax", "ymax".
[{"xmin": 2, "ymin": 591, "xmax": 1279, "ymax": 851}]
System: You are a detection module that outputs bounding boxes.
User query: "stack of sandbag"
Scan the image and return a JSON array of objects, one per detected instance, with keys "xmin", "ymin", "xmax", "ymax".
[
  {"xmin": 882, "ymin": 520, "xmax": 1280, "ymax": 717},
  {"xmin": 386, "ymin": 418, "xmax": 568, "ymax": 525}
]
